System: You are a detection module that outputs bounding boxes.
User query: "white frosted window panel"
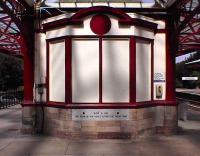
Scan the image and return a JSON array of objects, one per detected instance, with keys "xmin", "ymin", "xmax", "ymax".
[
  {"xmin": 49, "ymin": 40, "xmax": 65, "ymax": 102},
  {"xmin": 136, "ymin": 40, "xmax": 151, "ymax": 102},
  {"xmin": 102, "ymin": 39, "xmax": 129, "ymax": 102},
  {"xmin": 72, "ymin": 39, "xmax": 99, "ymax": 103},
  {"xmin": 154, "ymin": 33, "xmax": 166, "ymax": 100}
]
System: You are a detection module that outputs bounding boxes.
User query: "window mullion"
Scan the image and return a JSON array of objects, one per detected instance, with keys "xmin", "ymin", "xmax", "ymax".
[{"xmin": 99, "ymin": 37, "xmax": 102, "ymax": 103}]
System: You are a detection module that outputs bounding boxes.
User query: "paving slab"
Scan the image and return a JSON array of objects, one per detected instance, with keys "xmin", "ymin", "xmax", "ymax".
[
  {"xmin": 0, "ymin": 139, "xmax": 69, "ymax": 156},
  {"xmin": 1, "ymin": 105, "xmax": 200, "ymax": 156},
  {"xmin": 31, "ymin": 155, "xmax": 66, "ymax": 156},
  {"xmin": 67, "ymin": 141, "xmax": 141, "ymax": 155}
]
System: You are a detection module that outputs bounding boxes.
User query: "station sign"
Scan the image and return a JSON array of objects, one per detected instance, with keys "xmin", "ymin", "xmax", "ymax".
[
  {"xmin": 72, "ymin": 109, "xmax": 129, "ymax": 121},
  {"xmin": 154, "ymin": 73, "xmax": 165, "ymax": 82},
  {"xmin": 182, "ymin": 77, "xmax": 198, "ymax": 80}
]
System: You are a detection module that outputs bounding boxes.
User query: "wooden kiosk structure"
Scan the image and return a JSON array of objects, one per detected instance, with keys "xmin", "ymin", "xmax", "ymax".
[{"xmin": 0, "ymin": 0, "xmax": 181, "ymax": 139}]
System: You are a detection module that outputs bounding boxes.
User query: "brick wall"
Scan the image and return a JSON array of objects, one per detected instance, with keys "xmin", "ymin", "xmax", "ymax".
[{"xmin": 21, "ymin": 106, "xmax": 178, "ymax": 139}]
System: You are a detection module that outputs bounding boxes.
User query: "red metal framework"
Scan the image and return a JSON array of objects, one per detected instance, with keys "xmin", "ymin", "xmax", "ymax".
[
  {"xmin": 0, "ymin": 14, "xmax": 21, "ymax": 56},
  {"xmin": 177, "ymin": 0, "xmax": 200, "ymax": 56},
  {"xmin": 0, "ymin": 0, "xmax": 199, "ymax": 56},
  {"xmin": 0, "ymin": 0, "xmax": 33, "ymax": 57}
]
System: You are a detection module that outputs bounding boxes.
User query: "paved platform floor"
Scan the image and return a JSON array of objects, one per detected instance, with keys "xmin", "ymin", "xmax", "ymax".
[
  {"xmin": 176, "ymin": 88, "xmax": 200, "ymax": 95},
  {"xmin": 0, "ymin": 105, "xmax": 200, "ymax": 156}
]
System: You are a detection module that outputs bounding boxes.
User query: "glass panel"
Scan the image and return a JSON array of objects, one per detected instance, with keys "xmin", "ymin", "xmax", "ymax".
[
  {"xmin": 49, "ymin": 40, "xmax": 65, "ymax": 102},
  {"xmin": 102, "ymin": 39, "xmax": 130, "ymax": 103},
  {"xmin": 72, "ymin": 39, "xmax": 99, "ymax": 103},
  {"xmin": 136, "ymin": 40, "xmax": 151, "ymax": 102}
]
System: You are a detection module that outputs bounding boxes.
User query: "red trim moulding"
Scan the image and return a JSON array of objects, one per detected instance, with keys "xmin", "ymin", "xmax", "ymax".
[
  {"xmin": 22, "ymin": 100, "xmax": 178, "ymax": 109},
  {"xmin": 23, "ymin": 51, "xmax": 34, "ymax": 103},
  {"xmin": 46, "ymin": 41, "xmax": 50, "ymax": 102},
  {"xmin": 151, "ymin": 41, "xmax": 154, "ymax": 101},
  {"xmin": 22, "ymin": 37, "xmax": 34, "ymax": 104},
  {"xmin": 165, "ymin": 19, "xmax": 176, "ymax": 101},
  {"xmin": 42, "ymin": 6, "xmax": 157, "ymax": 31},
  {"xmin": 156, "ymin": 29, "xmax": 166, "ymax": 33},
  {"xmin": 46, "ymin": 35, "xmax": 154, "ymax": 42},
  {"xmin": 130, "ymin": 37, "xmax": 136, "ymax": 103},
  {"xmin": 99, "ymin": 37, "xmax": 102, "ymax": 103},
  {"xmin": 65, "ymin": 38, "xmax": 72, "ymax": 104}
]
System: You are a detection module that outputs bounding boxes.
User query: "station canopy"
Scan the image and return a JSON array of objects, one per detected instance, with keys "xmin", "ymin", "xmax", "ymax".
[
  {"xmin": 36, "ymin": 0, "xmax": 200, "ymax": 56},
  {"xmin": 0, "ymin": 1, "xmax": 22, "ymax": 56},
  {"xmin": 0, "ymin": 0, "xmax": 200, "ymax": 57}
]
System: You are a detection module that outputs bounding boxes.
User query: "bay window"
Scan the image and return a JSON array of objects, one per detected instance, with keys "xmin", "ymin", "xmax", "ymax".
[{"xmin": 47, "ymin": 36, "xmax": 153, "ymax": 104}]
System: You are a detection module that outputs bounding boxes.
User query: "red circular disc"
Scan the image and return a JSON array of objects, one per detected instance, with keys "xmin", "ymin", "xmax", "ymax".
[{"xmin": 90, "ymin": 14, "xmax": 111, "ymax": 35}]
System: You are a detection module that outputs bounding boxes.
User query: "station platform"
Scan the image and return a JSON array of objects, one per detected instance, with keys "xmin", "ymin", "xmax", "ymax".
[
  {"xmin": 0, "ymin": 105, "xmax": 200, "ymax": 156},
  {"xmin": 176, "ymin": 88, "xmax": 200, "ymax": 95}
]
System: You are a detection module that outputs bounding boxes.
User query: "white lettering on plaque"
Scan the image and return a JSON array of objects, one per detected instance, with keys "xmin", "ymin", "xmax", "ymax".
[{"xmin": 72, "ymin": 109, "xmax": 129, "ymax": 121}]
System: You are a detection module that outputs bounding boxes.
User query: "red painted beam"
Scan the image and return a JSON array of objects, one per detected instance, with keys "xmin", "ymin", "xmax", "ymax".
[
  {"xmin": 178, "ymin": 3, "xmax": 200, "ymax": 32},
  {"xmin": 18, "ymin": 0, "xmax": 32, "ymax": 12},
  {"xmin": 0, "ymin": 1, "xmax": 22, "ymax": 32}
]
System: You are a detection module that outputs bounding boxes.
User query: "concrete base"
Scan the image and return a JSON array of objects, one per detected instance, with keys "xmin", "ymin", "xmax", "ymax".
[
  {"xmin": 4, "ymin": 105, "xmax": 200, "ymax": 156},
  {"xmin": 21, "ymin": 107, "xmax": 36, "ymax": 134},
  {"xmin": 178, "ymin": 101, "xmax": 189, "ymax": 121},
  {"xmin": 22, "ymin": 105, "xmax": 178, "ymax": 139}
]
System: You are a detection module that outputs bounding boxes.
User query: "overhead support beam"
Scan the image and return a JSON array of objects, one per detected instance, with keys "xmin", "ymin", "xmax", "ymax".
[
  {"xmin": 0, "ymin": 1, "xmax": 22, "ymax": 32},
  {"xmin": 177, "ymin": 3, "xmax": 200, "ymax": 32},
  {"xmin": 0, "ymin": 0, "xmax": 34, "ymax": 56},
  {"xmin": 176, "ymin": 0, "xmax": 200, "ymax": 56},
  {"xmin": 18, "ymin": 0, "xmax": 32, "ymax": 12}
]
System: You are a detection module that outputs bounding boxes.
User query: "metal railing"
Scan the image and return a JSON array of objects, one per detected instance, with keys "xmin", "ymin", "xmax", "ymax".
[
  {"xmin": 0, "ymin": 89, "xmax": 23, "ymax": 109},
  {"xmin": 176, "ymin": 91, "xmax": 200, "ymax": 120}
]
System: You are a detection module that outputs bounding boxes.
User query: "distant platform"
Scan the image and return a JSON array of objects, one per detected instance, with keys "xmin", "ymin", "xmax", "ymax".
[{"xmin": 176, "ymin": 88, "xmax": 200, "ymax": 95}]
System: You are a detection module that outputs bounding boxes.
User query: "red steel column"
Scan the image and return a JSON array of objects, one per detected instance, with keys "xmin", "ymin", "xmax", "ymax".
[
  {"xmin": 21, "ymin": 14, "xmax": 35, "ymax": 105},
  {"xmin": 165, "ymin": 18, "xmax": 177, "ymax": 102},
  {"xmin": 21, "ymin": 37, "xmax": 34, "ymax": 104}
]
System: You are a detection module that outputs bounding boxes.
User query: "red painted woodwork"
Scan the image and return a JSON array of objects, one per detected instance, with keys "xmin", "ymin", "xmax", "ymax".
[
  {"xmin": 43, "ymin": 7, "xmax": 170, "ymax": 108},
  {"xmin": 65, "ymin": 38, "xmax": 72, "ymax": 104},
  {"xmin": 155, "ymin": 21, "xmax": 176, "ymax": 102},
  {"xmin": 21, "ymin": 38, "xmax": 34, "ymax": 104},
  {"xmin": 23, "ymin": 56, "xmax": 34, "ymax": 103},
  {"xmin": 165, "ymin": 20, "xmax": 176, "ymax": 102},
  {"xmin": 130, "ymin": 37, "xmax": 136, "ymax": 103},
  {"xmin": 151, "ymin": 41, "xmax": 154, "ymax": 101},
  {"xmin": 43, "ymin": 6, "xmax": 157, "ymax": 31},
  {"xmin": 90, "ymin": 14, "xmax": 111, "ymax": 35},
  {"xmin": 46, "ymin": 41, "xmax": 50, "ymax": 103},
  {"xmin": 119, "ymin": 18, "xmax": 157, "ymax": 30},
  {"xmin": 157, "ymin": 29, "xmax": 166, "ymax": 33},
  {"xmin": 47, "ymin": 35, "xmax": 155, "ymax": 106},
  {"xmin": 99, "ymin": 37, "xmax": 102, "ymax": 103},
  {"xmin": 22, "ymin": 100, "xmax": 177, "ymax": 109},
  {"xmin": 46, "ymin": 35, "xmax": 154, "ymax": 42}
]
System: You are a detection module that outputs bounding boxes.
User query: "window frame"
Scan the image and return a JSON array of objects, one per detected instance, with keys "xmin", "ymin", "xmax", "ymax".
[{"xmin": 46, "ymin": 35, "xmax": 154, "ymax": 106}]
